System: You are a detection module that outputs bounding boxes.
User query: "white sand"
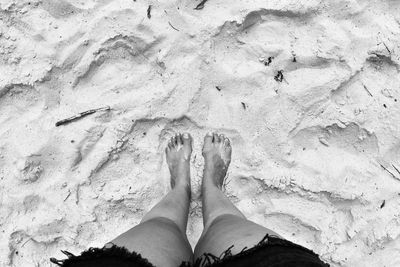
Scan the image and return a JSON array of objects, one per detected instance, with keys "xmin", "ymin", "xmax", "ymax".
[{"xmin": 1, "ymin": 0, "xmax": 400, "ymax": 266}]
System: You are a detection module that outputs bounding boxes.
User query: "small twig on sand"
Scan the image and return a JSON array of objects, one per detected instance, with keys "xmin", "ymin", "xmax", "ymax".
[
  {"xmin": 55, "ymin": 106, "xmax": 111, "ymax": 127},
  {"xmin": 21, "ymin": 239, "xmax": 32, "ymax": 248},
  {"xmin": 362, "ymin": 84, "xmax": 373, "ymax": 97},
  {"xmin": 382, "ymin": 42, "xmax": 391, "ymax": 54},
  {"xmin": 147, "ymin": 5, "xmax": 152, "ymax": 19},
  {"xmin": 194, "ymin": 0, "xmax": 209, "ymax": 10},
  {"xmin": 392, "ymin": 164, "xmax": 400, "ymax": 175},
  {"xmin": 168, "ymin": 22, "xmax": 179, "ymax": 31},
  {"xmin": 379, "ymin": 163, "xmax": 398, "ymax": 179},
  {"xmin": 64, "ymin": 190, "xmax": 71, "ymax": 202}
]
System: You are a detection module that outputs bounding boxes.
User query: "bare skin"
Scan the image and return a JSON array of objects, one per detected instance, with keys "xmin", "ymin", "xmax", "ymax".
[
  {"xmin": 108, "ymin": 132, "xmax": 280, "ymax": 267},
  {"xmin": 194, "ymin": 132, "xmax": 281, "ymax": 260},
  {"xmin": 166, "ymin": 133, "xmax": 192, "ymax": 190},
  {"xmin": 109, "ymin": 133, "xmax": 194, "ymax": 267},
  {"xmin": 199, "ymin": 132, "xmax": 244, "ymax": 231},
  {"xmin": 202, "ymin": 132, "xmax": 232, "ymax": 189}
]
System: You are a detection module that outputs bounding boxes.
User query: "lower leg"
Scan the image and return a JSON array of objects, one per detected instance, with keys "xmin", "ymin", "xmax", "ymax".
[
  {"xmin": 200, "ymin": 132, "xmax": 245, "ymax": 231},
  {"xmin": 141, "ymin": 184, "xmax": 191, "ymax": 234},
  {"xmin": 195, "ymin": 133, "xmax": 281, "ymax": 260},
  {"xmin": 201, "ymin": 170, "xmax": 245, "ymax": 231},
  {"xmin": 108, "ymin": 133, "xmax": 194, "ymax": 267}
]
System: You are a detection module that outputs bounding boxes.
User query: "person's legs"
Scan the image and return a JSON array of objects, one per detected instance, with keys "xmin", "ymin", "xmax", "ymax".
[
  {"xmin": 109, "ymin": 133, "xmax": 194, "ymax": 267},
  {"xmin": 194, "ymin": 133, "xmax": 281, "ymax": 260}
]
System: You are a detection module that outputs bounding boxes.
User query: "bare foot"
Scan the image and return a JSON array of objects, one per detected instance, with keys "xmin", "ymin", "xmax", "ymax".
[
  {"xmin": 165, "ymin": 133, "xmax": 192, "ymax": 189},
  {"xmin": 202, "ymin": 132, "xmax": 232, "ymax": 188}
]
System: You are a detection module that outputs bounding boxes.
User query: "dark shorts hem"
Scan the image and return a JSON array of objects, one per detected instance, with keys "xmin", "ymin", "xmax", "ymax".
[
  {"xmin": 50, "ymin": 245, "xmax": 193, "ymax": 267},
  {"xmin": 193, "ymin": 233, "xmax": 330, "ymax": 267},
  {"xmin": 50, "ymin": 234, "xmax": 329, "ymax": 267}
]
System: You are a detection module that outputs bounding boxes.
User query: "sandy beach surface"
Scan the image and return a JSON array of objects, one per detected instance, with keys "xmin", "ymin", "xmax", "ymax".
[{"xmin": 1, "ymin": 0, "xmax": 400, "ymax": 266}]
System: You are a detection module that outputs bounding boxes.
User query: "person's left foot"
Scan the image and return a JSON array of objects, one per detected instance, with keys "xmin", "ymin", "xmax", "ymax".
[{"xmin": 166, "ymin": 133, "xmax": 192, "ymax": 189}]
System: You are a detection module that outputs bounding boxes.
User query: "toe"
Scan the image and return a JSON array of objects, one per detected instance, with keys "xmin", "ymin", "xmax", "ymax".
[
  {"xmin": 170, "ymin": 136, "xmax": 176, "ymax": 147},
  {"xmin": 173, "ymin": 134, "xmax": 179, "ymax": 145},
  {"xmin": 204, "ymin": 132, "xmax": 213, "ymax": 144},
  {"xmin": 168, "ymin": 139, "xmax": 174, "ymax": 149},
  {"xmin": 219, "ymin": 134, "xmax": 225, "ymax": 144},
  {"xmin": 177, "ymin": 133, "xmax": 183, "ymax": 145},
  {"xmin": 224, "ymin": 137, "xmax": 232, "ymax": 154},
  {"xmin": 223, "ymin": 137, "xmax": 230, "ymax": 146},
  {"xmin": 182, "ymin": 133, "xmax": 192, "ymax": 146},
  {"xmin": 213, "ymin": 133, "xmax": 220, "ymax": 143}
]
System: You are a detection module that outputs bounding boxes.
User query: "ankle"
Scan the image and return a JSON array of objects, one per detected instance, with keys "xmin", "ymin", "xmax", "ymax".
[
  {"xmin": 202, "ymin": 176, "xmax": 221, "ymax": 191},
  {"xmin": 203, "ymin": 167, "xmax": 226, "ymax": 188},
  {"xmin": 173, "ymin": 182, "xmax": 192, "ymax": 195}
]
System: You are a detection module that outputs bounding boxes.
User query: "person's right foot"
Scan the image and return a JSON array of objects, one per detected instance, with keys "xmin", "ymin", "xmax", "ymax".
[{"xmin": 202, "ymin": 132, "xmax": 232, "ymax": 188}]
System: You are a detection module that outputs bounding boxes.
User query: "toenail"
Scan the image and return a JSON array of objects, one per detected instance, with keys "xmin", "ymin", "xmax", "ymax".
[{"xmin": 183, "ymin": 133, "xmax": 189, "ymax": 138}]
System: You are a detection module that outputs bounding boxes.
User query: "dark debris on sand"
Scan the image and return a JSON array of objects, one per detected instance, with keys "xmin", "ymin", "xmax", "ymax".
[
  {"xmin": 264, "ymin": 56, "xmax": 274, "ymax": 66},
  {"xmin": 274, "ymin": 70, "xmax": 284, "ymax": 82},
  {"xmin": 194, "ymin": 0, "xmax": 209, "ymax": 10},
  {"xmin": 168, "ymin": 22, "xmax": 179, "ymax": 31},
  {"xmin": 147, "ymin": 5, "xmax": 152, "ymax": 19},
  {"xmin": 55, "ymin": 106, "xmax": 111, "ymax": 127}
]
